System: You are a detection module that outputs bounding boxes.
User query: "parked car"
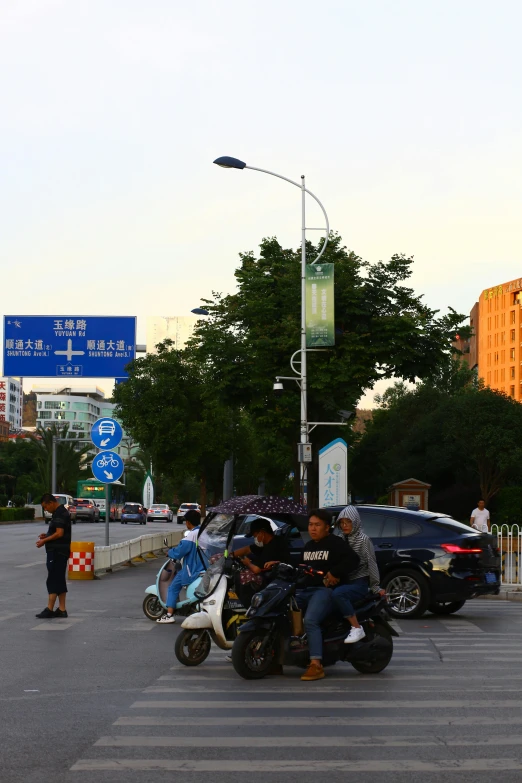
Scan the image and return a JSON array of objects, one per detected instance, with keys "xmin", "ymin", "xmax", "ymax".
[
  {"xmin": 44, "ymin": 494, "xmax": 75, "ymax": 521},
  {"xmin": 147, "ymin": 504, "xmax": 174, "ymax": 523},
  {"xmin": 177, "ymin": 502, "xmax": 201, "ymax": 523},
  {"xmin": 72, "ymin": 498, "xmax": 100, "ymax": 523},
  {"xmin": 321, "ymin": 505, "xmax": 501, "ymax": 619},
  {"xmin": 121, "ymin": 503, "xmax": 147, "ymax": 525}
]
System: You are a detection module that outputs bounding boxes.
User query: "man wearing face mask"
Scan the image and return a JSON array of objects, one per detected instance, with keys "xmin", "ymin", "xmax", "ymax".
[{"xmin": 231, "ymin": 517, "xmax": 291, "ymax": 607}]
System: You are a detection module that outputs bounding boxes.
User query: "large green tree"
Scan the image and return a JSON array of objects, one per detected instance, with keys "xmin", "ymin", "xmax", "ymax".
[{"xmin": 186, "ymin": 235, "xmax": 468, "ymax": 501}]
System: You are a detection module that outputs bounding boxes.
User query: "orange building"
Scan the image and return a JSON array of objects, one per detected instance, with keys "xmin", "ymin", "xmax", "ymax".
[{"xmin": 477, "ymin": 276, "xmax": 522, "ymax": 398}]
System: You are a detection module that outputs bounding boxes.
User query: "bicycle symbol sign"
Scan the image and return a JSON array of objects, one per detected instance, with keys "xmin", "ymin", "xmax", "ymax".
[{"xmin": 91, "ymin": 449, "xmax": 124, "ymax": 484}]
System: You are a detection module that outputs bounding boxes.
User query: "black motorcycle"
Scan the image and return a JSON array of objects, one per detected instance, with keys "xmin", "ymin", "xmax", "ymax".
[{"xmin": 231, "ymin": 563, "xmax": 398, "ymax": 680}]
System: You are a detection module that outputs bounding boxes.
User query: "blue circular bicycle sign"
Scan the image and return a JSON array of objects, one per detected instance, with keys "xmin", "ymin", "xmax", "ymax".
[
  {"xmin": 92, "ymin": 450, "xmax": 124, "ymax": 484},
  {"xmin": 91, "ymin": 417, "xmax": 123, "ymax": 450}
]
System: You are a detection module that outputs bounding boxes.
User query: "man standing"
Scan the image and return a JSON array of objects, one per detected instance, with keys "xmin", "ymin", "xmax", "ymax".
[
  {"xmin": 470, "ymin": 500, "xmax": 490, "ymax": 532},
  {"xmin": 297, "ymin": 509, "xmax": 359, "ymax": 682},
  {"xmin": 35, "ymin": 493, "xmax": 72, "ymax": 618}
]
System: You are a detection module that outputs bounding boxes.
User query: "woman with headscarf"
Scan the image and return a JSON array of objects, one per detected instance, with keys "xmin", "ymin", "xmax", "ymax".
[{"xmin": 332, "ymin": 505, "xmax": 386, "ymax": 644}]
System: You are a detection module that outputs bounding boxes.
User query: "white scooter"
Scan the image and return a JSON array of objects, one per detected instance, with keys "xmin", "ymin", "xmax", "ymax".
[{"xmin": 174, "ymin": 558, "xmax": 247, "ymax": 665}]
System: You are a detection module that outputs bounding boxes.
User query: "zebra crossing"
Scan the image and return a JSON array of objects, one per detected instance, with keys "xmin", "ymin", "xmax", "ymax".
[{"xmin": 69, "ymin": 615, "xmax": 522, "ymax": 780}]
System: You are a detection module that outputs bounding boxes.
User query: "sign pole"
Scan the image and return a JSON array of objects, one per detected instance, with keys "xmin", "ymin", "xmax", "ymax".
[{"xmin": 105, "ymin": 483, "xmax": 110, "ymax": 546}]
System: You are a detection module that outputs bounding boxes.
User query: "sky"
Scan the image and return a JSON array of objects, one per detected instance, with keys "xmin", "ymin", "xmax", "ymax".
[{"xmin": 2, "ymin": 0, "xmax": 522, "ymax": 406}]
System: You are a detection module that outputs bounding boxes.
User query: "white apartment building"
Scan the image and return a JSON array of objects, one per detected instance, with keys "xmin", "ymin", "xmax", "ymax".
[
  {"xmin": 33, "ymin": 385, "xmax": 135, "ymax": 459},
  {"xmin": 146, "ymin": 316, "xmax": 199, "ymax": 354},
  {"xmin": 0, "ymin": 377, "xmax": 22, "ymax": 430}
]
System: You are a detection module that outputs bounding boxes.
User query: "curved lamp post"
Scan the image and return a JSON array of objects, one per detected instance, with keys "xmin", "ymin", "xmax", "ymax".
[{"xmin": 213, "ymin": 156, "xmax": 330, "ymax": 504}]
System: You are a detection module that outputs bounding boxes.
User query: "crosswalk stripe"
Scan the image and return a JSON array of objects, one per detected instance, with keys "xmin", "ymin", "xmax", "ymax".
[
  {"xmin": 93, "ymin": 734, "xmax": 522, "ymax": 748},
  {"xmin": 69, "ymin": 759, "xmax": 522, "ymax": 772},
  {"xmin": 116, "ymin": 715, "xmax": 522, "ymax": 727},
  {"xmin": 131, "ymin": 698, "xmax": 522, "ymax": 709}
]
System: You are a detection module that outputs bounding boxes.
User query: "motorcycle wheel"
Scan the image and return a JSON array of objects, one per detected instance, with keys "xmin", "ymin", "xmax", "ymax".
[
  {"xmin": 350, "ymin": 623, "xmax": 394, "ymax": 675},
  {"xmin": 174, "ymin": 629, "xmax": 211, "ymax": 666},
  {"xmin": 142, "ymin": 594, "xmax": 163, "ymax": 621},
  {"xmin": 231, "ymin": 629, "xmax": 278, "ymax": 680}
]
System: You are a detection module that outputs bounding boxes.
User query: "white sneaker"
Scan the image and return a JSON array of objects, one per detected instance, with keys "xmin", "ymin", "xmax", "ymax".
[
  {"xmin": 156, "ymin": 614, "xmax": 176, "ymax": 624},
  {"xmin": 344, "ymin": 626, "xmax": 366, "ymax": 644},
  {"xmin": 225, "ymin": 654, "xmax": 232, "ymax": 662}
]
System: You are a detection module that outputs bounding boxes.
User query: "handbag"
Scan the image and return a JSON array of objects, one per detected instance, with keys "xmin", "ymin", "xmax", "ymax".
[{"xmin": 290, "ymin": 597, "xmax": 304, "ymax": 636}]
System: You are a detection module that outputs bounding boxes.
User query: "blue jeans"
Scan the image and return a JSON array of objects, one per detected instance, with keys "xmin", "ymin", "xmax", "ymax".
[
  {"xmin": 333, "ymin": 578, "xmax": 370, "ymax": 617},
  {"xmin": 296, "ymin": 587, "xmax": 334, "ymax": 660},
  {"xmin": 166, "ymin": 573, "xmax": 186, "ymax": 609}
]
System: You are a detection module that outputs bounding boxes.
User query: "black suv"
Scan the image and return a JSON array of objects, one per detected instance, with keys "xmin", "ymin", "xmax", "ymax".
[{"xmin": 324, "ymin": 505, "xmax": 501, "ymax": 619}]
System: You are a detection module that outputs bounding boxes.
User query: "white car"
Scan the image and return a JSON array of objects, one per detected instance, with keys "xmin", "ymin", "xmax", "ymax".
[
  {"xmin": 44, "ymin": 494, "xmax": 75, "ymax": 520},
  {"xmin": 147, "ymin": 504, "xmax": 174, "ymax": 523},
  {"xmin": 177, "ymin": 502, "xmax": 201, "ymax": 523}
]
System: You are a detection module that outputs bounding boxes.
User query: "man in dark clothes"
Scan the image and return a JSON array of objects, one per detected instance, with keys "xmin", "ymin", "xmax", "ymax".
[
  {"xmin": 230, "ymin": 517, "xmax": 291, "ymax": 608},
  {"xmin": 298, "ymin": 508, "xmax": 360, "ymax": 681},
  {"xmin": 35, "ymin": 493, "xmax": 72, "ymax": 618}
]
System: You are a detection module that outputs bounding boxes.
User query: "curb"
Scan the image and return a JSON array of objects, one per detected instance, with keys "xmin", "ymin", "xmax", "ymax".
[{"xmin": 0, "ymin": 518, "xmax": 41, "ymax": 526}]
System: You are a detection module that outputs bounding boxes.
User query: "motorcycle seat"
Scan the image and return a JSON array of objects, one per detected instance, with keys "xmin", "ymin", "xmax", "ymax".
[{"xmin": 352, "ymin": 592, "xmax": 376, "ymax": 610}]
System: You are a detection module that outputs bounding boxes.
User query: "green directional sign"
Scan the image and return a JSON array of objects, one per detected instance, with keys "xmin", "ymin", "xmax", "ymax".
[{"xmin": 305, "ymin": 262, "xmax": 335, "ymax": 347}]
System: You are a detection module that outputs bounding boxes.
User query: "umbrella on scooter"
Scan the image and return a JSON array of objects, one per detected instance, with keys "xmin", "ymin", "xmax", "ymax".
[{"xmin": 211, "ymin": 495, "xmax": 306, "ymax": 515}]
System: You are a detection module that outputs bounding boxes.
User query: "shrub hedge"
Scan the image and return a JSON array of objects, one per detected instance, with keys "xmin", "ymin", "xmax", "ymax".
[{"xmin": 0, "ymin": 507, "xmax": 36, "ymax": 522}]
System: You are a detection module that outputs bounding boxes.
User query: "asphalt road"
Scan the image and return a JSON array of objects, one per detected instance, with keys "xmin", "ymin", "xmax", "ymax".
[{"xmin": 1, "ymin": 529, "xmax": 521, "ymax": 782}]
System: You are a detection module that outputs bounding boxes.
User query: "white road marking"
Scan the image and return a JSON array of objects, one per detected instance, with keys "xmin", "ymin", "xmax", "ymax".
[
  {"xmin": 70, "ymin": 759, "xmax": 522, "ymax": 772},
  {"xmin": 116, "ymin": 715, "xmax": 522, "ymax": 727},
  {"xmin": 15, "ymin": 561, "xmax": 45, "ymax": 568},
  {"xmin": 131, "ymin": 698, "xmax": 522, "ymax": 709},
  {"xmin": 0, "ymin": 613, "xmax": 21, "ymax": 623}
]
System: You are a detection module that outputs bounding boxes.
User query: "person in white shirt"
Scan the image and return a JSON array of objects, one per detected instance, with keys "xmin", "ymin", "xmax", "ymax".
[{"xmin": 470, "ymin": 501, "xmax": 490, "ymax": 532}]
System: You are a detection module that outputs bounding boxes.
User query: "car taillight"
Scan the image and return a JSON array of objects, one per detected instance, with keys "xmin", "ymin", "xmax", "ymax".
[
  {"xmin": 162, "ymin": 510, "xmax": 168, "ymax": 513},
  {"xmin": 441, "ymin": 543, "xmax": 483, "ymax": 554}
]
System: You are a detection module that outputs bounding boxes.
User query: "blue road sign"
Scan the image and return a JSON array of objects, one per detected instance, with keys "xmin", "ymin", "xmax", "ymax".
[
  {"xmin": 92, "ymin": 450, "xmax": 124, "ymax": 484},
  {"xmin": 3, "ymin": 316, "xmax": 136, "ymax": 378},
  {"xmin": 91, "ymin": 417, "xmax": 123, "ymax": 451}
]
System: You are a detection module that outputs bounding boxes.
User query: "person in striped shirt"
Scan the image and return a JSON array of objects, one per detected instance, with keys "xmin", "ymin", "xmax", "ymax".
[{"xmin": 332, "ymin": 504, "xmax": 386, "ymax": 644}]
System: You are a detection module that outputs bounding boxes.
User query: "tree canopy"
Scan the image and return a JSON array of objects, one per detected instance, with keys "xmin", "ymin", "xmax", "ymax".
[{"xmin": 114, "ymin": 234, "xmax": 469, "ymax": 505}]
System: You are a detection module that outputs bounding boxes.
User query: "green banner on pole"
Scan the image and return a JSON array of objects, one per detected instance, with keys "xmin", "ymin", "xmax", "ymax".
[{"xmin": 305, "ymin": 262, "xmax": 335, "ymax": 347}]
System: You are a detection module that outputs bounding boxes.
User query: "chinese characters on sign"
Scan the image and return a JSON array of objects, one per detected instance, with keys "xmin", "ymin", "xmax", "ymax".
[
  {"xmin": 318, "ymin": 438, "xmax": 347, "ymax": 507},
  {"xmin": 305, "ymin": 263, "xmax": 335, "ymax": 347},
  {"xmin": 3, "ymin": 316, "xmax": 136, "ymax": 378}
]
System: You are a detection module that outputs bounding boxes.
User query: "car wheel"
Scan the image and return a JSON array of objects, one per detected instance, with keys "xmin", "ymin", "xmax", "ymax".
[
  {"xmin": 382, "ymin": 569, "xmax": 430, "ymax": 619},
  {"xmin": 428, "ymin": 600, "xmax": 466, "ymax": 615}
]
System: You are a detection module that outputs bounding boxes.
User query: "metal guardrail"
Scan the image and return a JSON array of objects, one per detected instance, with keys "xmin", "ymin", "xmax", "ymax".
[
  {"xmin": 491, "ymin": 524, "xmax": 522, "ymax": 587},
  {"xmin": 94, "ymin": 529, "xmax": 183, "ymax": 573}
]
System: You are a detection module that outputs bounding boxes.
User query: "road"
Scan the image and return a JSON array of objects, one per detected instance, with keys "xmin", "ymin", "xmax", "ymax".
[{"xmin": 1, "ymin": 528, "xmax": 521, "ymax": 782}]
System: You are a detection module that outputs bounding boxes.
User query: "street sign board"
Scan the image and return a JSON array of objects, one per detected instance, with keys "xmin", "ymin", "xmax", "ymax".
[
  {"xmin": 92, "ymin": 450, "xmax": 124, "ymax": 484},
  {"xmin": 91, "ymin": 417, "xmax": 123, "ymax": 451},
  {"xmin": 318, "ymin": 438, "xmax": 347, "ymax": 507},
  {"xmin": 3, "ymin": 316, "xmax": 136, "ymax": 378}
]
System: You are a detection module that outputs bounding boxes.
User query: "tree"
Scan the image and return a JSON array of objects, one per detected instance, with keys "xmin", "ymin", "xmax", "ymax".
[
  {"xmin": 32, "ymin": 424, "xmax": 93, "ymax": 494},
  {"xmin": 112, "ymin": 343, "xmax": 233, "ymax": 512},
  {"xmin": 187, "ymin": 235, "xmax": 469, "ymax": 501}
]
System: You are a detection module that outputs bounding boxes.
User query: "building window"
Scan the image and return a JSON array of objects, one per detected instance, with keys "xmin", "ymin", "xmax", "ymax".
[
  {"xmin": 487, "ymin": 353, "xmax": 491, "ymax": 366},
  {"xmin": 511, "ymin": 366, "xmax": 516, "ymax": 379},
  {"xmin": 488, "ymin": 317, "xmax": 492, "ymax": 330},
  {"xmin": 38, "ymin": 411, "xmax": 52, "ymax": 420},
  {"xmin": 502, "ymin": 313, "xmax": 506, "ymax": 326},
  {"xmin": 511, "ymin": 385, "xmax": 515, "ymax": 397},
  {"xmin": 511, "ymin": 330, "xmax": 516, "ymax": 342},
  {"xmin": 511, "ymin": 348, "xmax": 516, "ymax": 360},
  {"xmin": 495, "ymin": 315, "xmax": 499, "ymax": 328},
  {"xmin": 501, "ymin": 368, "xmax": 506, "ymax": 381},
  {"xmin": 494, "ymin": 370, "xmax": 498, "ymax": 382},
  {"xmin": 487, "ymin": 372, "xmax": 491, "ymax": 384},
  {"xmin": 501, "ymin": 350, "xmax": 506, "ymax": 362},
  {"xmin": 511, "ymin": 311, "xmax": 516, "ymax": 324},
  {"xmin": 494, "ymin": 352, "xmax": 499, "ymax": 364},
  {"xmin": 512, "ymin": 293, "xmax": 518, "ymax": 305},
  {"xmin": 501, "ymin": 332, "xmax": 506, "ymax": 344}
]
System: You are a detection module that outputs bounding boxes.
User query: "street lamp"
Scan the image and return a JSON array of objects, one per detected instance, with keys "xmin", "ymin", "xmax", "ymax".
[
  {"xmin": 213, "ymin": 156, "xmax": 331, "ymax": 505},
  {"xmin": 191, "ymin": 308, "xmax": 209, "ymax": 316}
]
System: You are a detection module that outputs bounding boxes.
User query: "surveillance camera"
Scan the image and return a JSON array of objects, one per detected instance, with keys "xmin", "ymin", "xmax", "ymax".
[
  {"xmin": 337, "ymin": 409, "xmax": 354, "ymax": 420},
  {"xmin": 273, "ymin": 381, "xmax": 284, "ymax": 396}
]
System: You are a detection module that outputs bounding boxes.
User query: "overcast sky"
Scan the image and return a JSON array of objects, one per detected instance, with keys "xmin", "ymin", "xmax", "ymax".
[{"xmin": 2, "ymin": 0, "xmax": 522, "ymax": 405}]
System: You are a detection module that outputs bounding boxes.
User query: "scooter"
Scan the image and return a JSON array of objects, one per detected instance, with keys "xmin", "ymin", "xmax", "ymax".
[
  {"xmin": 231, "ymin": 563, "xmax": 398, "ymax": 679},
  {"xmin": 143, "ymin": 556, "xmax": 203, "ymax": 620},
  {"xmin": 174, "ymin": 558, "xmax": 248, "ymax": 665}
]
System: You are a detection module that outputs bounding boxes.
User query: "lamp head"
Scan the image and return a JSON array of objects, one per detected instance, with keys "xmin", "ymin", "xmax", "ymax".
[
  {"xmin": 191, "ymin": 308, "xmax": 210, "ymax": 316},
  {"xmin": 273, "ymin": 381, "xmax": 284, "ymax": 397},
  {"xmin": 213, "ymin": 156, "xmax": 247, "ymax": 170}
]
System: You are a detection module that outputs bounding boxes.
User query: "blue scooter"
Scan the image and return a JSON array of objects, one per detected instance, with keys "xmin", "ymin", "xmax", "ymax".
[{"xmin": 143, "ymin": 556, "xmax": 203, "ymax": 620}]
